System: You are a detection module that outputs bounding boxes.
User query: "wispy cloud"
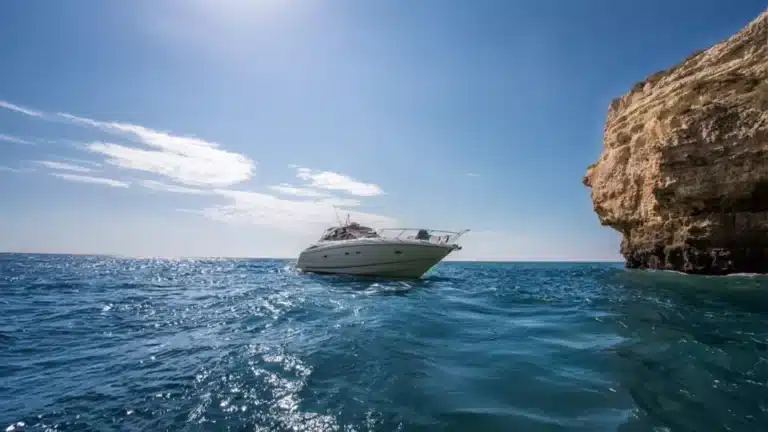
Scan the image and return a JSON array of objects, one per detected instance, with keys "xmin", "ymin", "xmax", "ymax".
[
  {"xmin": 54, "ymin": 113, "xmax": 255, "ymax": 187},
  {"xmin": 141, "ymin": 180, "xmax": 209, "ymax": 195},
  {"xmin": 201, "ymin": 189, "xmax": 395, "ymax": 232},
  {"xmin": 0, "ymin": 133, "xmax": 34, "ymax": 145},
  {"xmin": 86, "ymin": 141, "xmax": 252, "ymax": 187},
  {"xmin": 50, "ymin": 172, "xmax": 130, "ymax": 188},
  {"xmin": 0, "ymin": 100, "xmax": 43, "ymax": 117},
  {"xmin": 41, "ymin": 138, "xmax": 89, "ymax": 148},
  {"xmin": 0, "ymin": 100, "xmax": 255, "ymax": 188},
  {"xmin": 61, "ymin": 157, "xmax": 102, "ymax": 168},
  {"xmin": 0, "ymin": 166, "xmax": 35, "ymax": 173},
  {"xmin": 295, "ymin": 167, "xmax": 384, "ymax": 197},
  {"xmin": 36, "ymin": 160, "xmax": 93, "ymax": 173},
  {"xmin": 467, "ymin": 172, "xmax": 480, "ymax": 177},
  {"xmin": 268, "ymin": 183, "xmax": 331, "ymax": 198},
  {"xmin": 0, "ymin": 99, "xmax": 396, "ymax": 232}
]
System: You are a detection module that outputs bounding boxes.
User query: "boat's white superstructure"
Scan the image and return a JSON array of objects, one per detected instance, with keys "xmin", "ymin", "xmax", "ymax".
[{"xmin": 296, "ymin": 219, "xmax": 468, "ymax": 278}]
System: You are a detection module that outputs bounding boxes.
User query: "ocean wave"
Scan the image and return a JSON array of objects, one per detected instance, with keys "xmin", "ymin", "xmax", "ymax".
[{"xmin": 1, "ymin": 257, "xmax": 766, "ymax": 431}]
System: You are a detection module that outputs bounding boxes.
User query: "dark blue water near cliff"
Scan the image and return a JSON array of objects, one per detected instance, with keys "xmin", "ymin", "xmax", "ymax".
[{"xmin": 1, "ymin": 254, "xmax": 767, "ymax": 431}]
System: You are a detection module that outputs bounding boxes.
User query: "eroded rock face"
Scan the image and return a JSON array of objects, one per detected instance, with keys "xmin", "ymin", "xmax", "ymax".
[{"xmin": 584, "ymin": 10, "xmax": 768, "ymax": 275}]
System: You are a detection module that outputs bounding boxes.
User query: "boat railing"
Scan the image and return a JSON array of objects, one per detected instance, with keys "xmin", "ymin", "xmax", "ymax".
[{"xmin": 376, "ymin": 228, "xmax": 470, "ymax": 245}]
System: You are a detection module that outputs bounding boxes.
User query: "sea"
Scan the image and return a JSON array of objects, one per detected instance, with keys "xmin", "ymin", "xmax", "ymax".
[{"xmin": 1, "ymin": 254, "xmax": 767, "ymax": 432}]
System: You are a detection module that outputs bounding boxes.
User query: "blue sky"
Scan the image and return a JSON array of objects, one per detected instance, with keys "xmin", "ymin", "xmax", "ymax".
[{"xmin": 0, "ymin": 0, "xmax": 764, "ymax": 260}]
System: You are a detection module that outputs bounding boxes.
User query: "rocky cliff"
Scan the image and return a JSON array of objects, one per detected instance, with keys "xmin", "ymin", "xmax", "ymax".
[{"xmin": 584, "ymin": 10, "xmax": 768, "ymax": 275}]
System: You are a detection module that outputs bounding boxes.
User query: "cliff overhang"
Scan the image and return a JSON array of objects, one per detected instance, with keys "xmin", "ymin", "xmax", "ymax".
[{"xmin": 584, "ymin": 10, "xmax": 768, "ymax": 275}]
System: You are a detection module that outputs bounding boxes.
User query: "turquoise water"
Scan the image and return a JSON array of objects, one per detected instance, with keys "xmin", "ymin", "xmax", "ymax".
[{"xmin": 1, "ymin": 254, "xmax": 767, "ymax": 431}]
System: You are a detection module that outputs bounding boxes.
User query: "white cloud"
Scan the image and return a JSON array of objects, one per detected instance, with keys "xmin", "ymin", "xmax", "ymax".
[
  {"xmin": 0, "ymin": 100, "xmax": 394, "ymax": 234},
  {"xmin": 54, "ymin": 113, "xmax": 255, "ymax": 187},
  {"xmin": 467, "ymin": 172, "xmax": 480, "ymax": 177},
  {"xmin": 268, "ymin": 183, "xmax": 330, "ymax": 197},
  {"xmin": 41, "ymin": 138, "xmax": 89, "ymax": 148},
  {"xmin": 295, "ymin": 167, "xmax": 384, "ymax": 196},
  {"xmin": 2, "ymin": 99, "xmax": 255, "ymax": 188},
  {"xmin": 84, "ymin": 141, "xmax": 250, "ymax": 187},
  {"xmin": 200, "ymin": 189, "xmax": 395, "ymax": 233},
  {"xmin": 141, "ymin": 180, "xmax": 210, "ymax": 195},
  {"xmin": 0, "ymin": 133, "xmax": 34, "ymax": 145},
  {"xmin": 61, "ymin": 157, "xmax": 102, "ymax": 168},
  {"xmin": 50, "ymin": 173, "xmax": 130, "ymax": 188},
  {"xmin": 36, "ymin": 160, "xmax": 93, "ymax": 173},
  {"xmin": 0, "ymin": 100, "xmax": 43, "ymax": 117}
]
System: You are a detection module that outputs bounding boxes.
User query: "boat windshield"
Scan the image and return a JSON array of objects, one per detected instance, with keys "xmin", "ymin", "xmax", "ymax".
[
  {"xmin": 319, "ymin": 222, "xmax": 380, "ymax": 241},
  {"xmin": 377, "ymin": 228, "xmax": 470, "ymax": 245}
]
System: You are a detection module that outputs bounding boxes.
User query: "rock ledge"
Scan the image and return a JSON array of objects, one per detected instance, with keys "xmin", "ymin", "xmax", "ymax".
[{"xmin": 584, "ymin": 10, "xmax": 768, "ymax": 274}]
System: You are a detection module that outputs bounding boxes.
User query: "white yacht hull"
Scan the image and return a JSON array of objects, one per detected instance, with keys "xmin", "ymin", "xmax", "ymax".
[{"xmin": 296, "ymin": 239, "xmax": 455, "ymax": 278}]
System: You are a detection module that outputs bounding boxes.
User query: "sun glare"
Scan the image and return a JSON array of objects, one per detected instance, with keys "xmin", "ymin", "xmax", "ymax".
[{"xmin": 192, "ymin": 0, "xmax": 295, "ymax": 23}]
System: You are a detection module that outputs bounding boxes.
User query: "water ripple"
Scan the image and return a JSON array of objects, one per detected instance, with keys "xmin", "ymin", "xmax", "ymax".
[{"xmin": 1, "ymin": 255, "xmax": 767, "ymax": 431}]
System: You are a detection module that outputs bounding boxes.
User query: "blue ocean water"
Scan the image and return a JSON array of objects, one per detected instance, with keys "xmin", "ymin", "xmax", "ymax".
[{"xmin": 1, "ymin": 254, "xmax": 767, "ymax": 431}]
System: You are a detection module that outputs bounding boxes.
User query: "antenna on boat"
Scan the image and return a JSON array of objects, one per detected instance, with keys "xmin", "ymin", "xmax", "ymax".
[{"xmin": 333, "ymin": 205, "xmax": 343, "ymax": 226}]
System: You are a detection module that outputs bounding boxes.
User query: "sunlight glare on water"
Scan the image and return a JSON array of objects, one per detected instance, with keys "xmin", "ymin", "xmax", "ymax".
[{"xmin": 1, "ymin": 254, "xmax": 767, "ymax": 431}]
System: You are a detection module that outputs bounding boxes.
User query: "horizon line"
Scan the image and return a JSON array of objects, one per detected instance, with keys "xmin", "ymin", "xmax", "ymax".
[{"xmin": 0, "ymin": 251, "xmax": 625, "ymax": 263}]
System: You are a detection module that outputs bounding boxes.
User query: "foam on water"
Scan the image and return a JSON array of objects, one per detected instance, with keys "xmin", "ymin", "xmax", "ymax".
[{"xmin": 1, "ymin": 255, "xmax": 767, "ymax": 431}]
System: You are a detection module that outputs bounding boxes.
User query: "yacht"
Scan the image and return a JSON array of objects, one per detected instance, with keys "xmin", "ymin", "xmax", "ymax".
[{"xmin": 296, "ymin": 217, "xmax": 469, "ymax": 278}]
